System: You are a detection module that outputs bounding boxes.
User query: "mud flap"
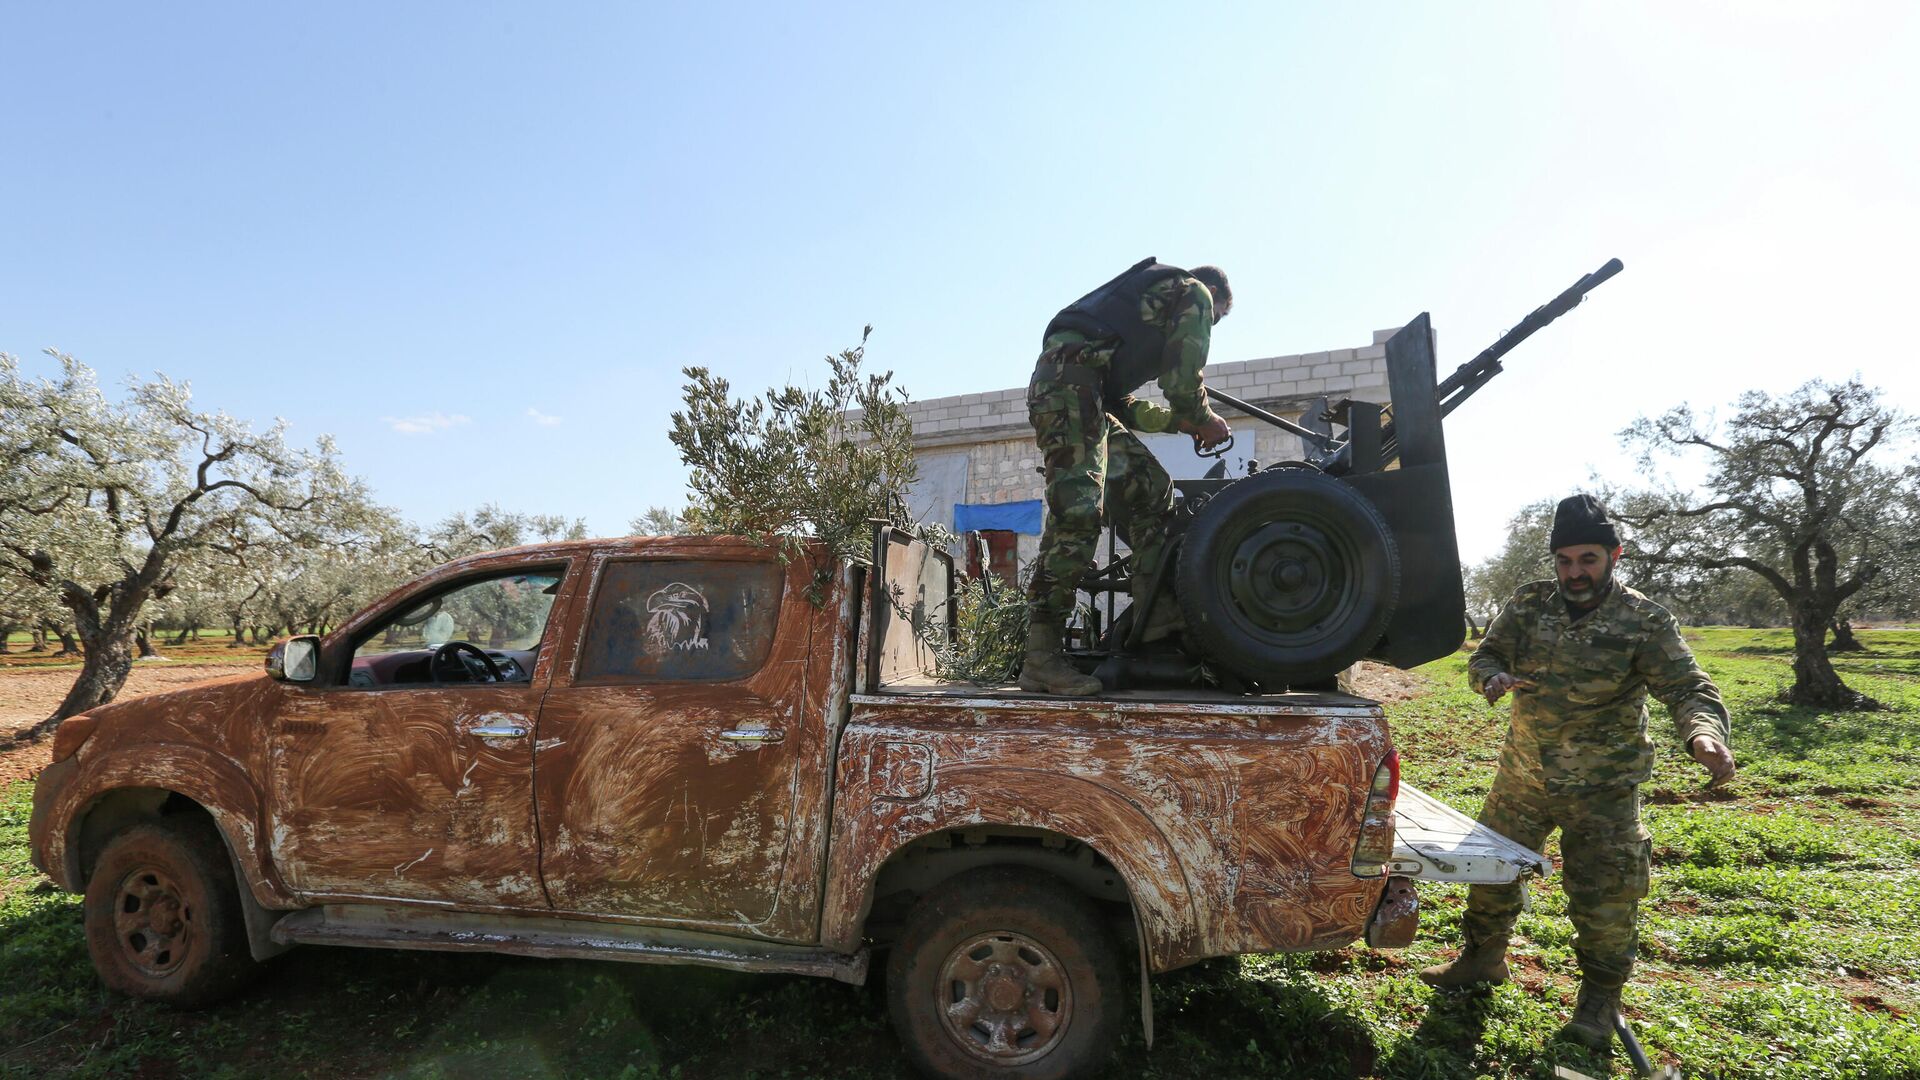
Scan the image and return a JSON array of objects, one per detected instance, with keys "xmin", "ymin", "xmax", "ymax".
[
  {"xmin": 1135, "ymin": 905, "xmax": 1153, "ymax": 1049},
  {"xmin": 221, "ymin": 836, "xmax": 291, "ymax": 961}
]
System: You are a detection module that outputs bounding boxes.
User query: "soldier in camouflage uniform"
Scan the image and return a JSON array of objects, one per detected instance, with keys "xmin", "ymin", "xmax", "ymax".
[
  {"xmin": 1020, "ymin": 258, "xmax": 1234, "ymax": 695},
  {"xmin": 1419, "ymin": 495, "xmax": 1737, "ymax": 1051}
]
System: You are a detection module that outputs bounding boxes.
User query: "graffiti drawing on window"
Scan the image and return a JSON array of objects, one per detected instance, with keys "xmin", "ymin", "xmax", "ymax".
[
  {"xmin": 643, "ymin": 582, "xmax": 711, "ymax": 654},
  {"xmin": 577, "ymin": 560, "xmax": 784, "ymax": 684}
]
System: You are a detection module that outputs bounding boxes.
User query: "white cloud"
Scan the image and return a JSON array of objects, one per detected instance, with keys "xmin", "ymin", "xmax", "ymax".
[
  {"xmin": 383, "ymin": 411, "xmax": 470, "ymax": 435},
  {"xmin": 526, "ymin": 407, "xmax": 563, "ymax": 427}
]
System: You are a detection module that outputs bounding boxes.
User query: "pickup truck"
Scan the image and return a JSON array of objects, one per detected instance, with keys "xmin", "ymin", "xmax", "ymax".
[{"xmin": 29, "ymin": 527, "xmax": 1542, "ymax": 1080}]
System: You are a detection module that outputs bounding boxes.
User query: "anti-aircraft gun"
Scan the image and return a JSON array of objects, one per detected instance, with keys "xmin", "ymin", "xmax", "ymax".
[{"xmin": 1081, "ymin": 258, "xmax": 1625, "ymax": 691}]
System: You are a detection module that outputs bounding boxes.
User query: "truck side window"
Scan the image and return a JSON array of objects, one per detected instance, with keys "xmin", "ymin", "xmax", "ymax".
[
  {"xmin": 345, "ymin": 569, "xmax": 565, "ymax": 687},
  {"xmin": 576, "ymin": 560, "xmax": 785, "ymax": 684}
]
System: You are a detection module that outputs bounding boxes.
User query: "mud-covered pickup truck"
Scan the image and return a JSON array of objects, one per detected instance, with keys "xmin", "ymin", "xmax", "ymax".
[{"xmin": 30, "ymin": 527, "xmax": 1541, "ymax": 1079}]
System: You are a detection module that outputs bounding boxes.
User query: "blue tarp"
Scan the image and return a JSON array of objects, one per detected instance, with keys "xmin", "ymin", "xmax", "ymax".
[{"xmin": 954, "ymin": 500, "xmax": 1044, "ymax": 536}]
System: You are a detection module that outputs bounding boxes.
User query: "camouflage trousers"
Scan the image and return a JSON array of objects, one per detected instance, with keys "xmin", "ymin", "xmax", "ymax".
[
  {"xmin": 1462, "ymin": 766, "xmax": 1651, "ymax": 989},
  {"xmin": 1025, "ymin": 346, "xmax": 1175, "ymax": 628}
]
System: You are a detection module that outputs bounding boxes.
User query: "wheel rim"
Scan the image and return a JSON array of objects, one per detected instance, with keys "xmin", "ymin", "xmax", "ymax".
[
  {"xmin": 112, "ymin": 864, "xmax": 195, "ymax": 978},
  {"xmin": 936, "ymin": 931, "xmax": 1072, "ymax": 1065},
  {"xmin": 1218, "ymin": 512, "xmax": 1364, "ymax": 647}
]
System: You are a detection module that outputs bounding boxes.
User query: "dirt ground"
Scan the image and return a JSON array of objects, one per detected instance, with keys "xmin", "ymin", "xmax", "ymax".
[
  {"xmin": 0, "ymin": 660, "xmax": 257, "ymax": 785},
  {"xmin": 1345, "ymin": 660, "xmax": 1431, "ymax": 702}
]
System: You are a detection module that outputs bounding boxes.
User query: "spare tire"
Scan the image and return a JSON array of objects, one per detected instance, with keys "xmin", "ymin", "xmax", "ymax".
[{"xmin": 1174, "ymin": 468, "xmax": 1399, "ymax": 686}]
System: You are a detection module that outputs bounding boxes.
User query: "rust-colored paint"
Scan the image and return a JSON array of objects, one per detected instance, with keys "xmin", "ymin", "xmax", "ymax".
[
  {"xmin": 31, "ymin": 534, "xmax": 1394, "ymax": 981},
  {"xmin": 820, "ymin": 694, "xmax": 1392, "ymax": 972},
  {"xmin": 531, "ymin": 544, "xmax": 847, "ymax": 940}
]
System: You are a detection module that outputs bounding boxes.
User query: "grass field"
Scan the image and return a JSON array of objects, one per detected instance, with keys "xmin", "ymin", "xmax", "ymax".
[
  {"xmin": 1, "ymin": 630, "xmax": 272, "ymax": 671},
  {"xmin": 2, "ymin": 628, "xmax": 1917, "ymax": 1078}
]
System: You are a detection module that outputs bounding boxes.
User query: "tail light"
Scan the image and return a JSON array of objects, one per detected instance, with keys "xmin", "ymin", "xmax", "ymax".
[{"xmin": 1350, "ymin": 750, "xmax": 1399, "ymax": 877}]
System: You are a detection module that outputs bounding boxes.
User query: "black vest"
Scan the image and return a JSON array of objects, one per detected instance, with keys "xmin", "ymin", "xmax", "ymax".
[{"xmin": 1043, "ymin": 256, "xmax": 1190, "ymax": 401}]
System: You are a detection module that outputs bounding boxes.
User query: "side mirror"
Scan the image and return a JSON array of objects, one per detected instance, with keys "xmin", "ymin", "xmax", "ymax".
[{"xmin": 266, "ymin": 636, "xmax": 321, "ymax": 683}]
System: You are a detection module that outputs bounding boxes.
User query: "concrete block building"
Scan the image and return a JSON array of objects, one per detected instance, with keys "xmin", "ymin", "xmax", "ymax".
[{"xmin": 903, "ymin": 328, "xmax": 1407, "ymax": 575}]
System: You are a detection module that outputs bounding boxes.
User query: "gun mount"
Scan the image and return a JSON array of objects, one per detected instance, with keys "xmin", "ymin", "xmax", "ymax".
[{"xmin": 1083, "ymin": 259, "xmax": 1625, "ymax": 691}]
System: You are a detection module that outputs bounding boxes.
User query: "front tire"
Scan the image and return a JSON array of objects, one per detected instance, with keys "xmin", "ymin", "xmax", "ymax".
[
  {"xmin": 887, "ymin": 867, "xmax": 1124, "ymax": 1080},
  {"xmin": 83, "ymin": 818, "xmax": 258, "ymax": 1007}
]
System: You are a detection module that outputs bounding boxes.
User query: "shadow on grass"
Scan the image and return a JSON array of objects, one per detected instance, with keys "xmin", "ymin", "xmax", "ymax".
[
  {"xmin": 1744, "ymin": 700, "xmax": 1901, "ymax": 758},
  {"xmin": 1140, "ymin": 959, "xmax": 1379, "ymax": 1078},
  {"xmin": 1374, "ymin": 990, "xmax": 1495, "ymax": 1076}
]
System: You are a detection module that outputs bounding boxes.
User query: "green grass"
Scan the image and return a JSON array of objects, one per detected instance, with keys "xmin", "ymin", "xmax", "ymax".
[
  {"xmin": 3, "ymin": 627, "xmax": 1918, "ymax": 1077},
  {"xmin": 1, "ymin": 629, "xmax": 269, "ymax": 671}
]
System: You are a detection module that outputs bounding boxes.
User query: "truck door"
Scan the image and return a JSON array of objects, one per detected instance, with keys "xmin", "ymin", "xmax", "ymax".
[
  {"xmin": 267, "ymin": 561, "xmax": 574, "ymax": 907},
  {"xmin": 533, "ymin": 550, "xmax": 829, "ymax": 939}
]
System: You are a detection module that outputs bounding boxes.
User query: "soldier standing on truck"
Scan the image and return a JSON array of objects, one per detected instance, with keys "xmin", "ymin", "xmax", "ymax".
[
  {"xmin": 1420, "ymin": 494, "xmax": 1738, "ymax": 1051},
  {"xmin": 1020, "ymin": 257, "xmax": 1235, "ymax": 695}
]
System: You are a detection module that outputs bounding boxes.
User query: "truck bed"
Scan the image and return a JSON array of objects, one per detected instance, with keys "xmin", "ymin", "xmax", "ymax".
[
  {"xmin": 861, "ymin": 677, "xmax": 1548, "ymax": 887},
  {"xmin": 867, "ymin": 673, "xmax": 1376, "ymax": 711}
]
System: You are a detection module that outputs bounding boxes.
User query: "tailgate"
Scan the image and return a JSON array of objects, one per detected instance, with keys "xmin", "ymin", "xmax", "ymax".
[{"xmin": 1388, "ymin": 782, "xmax": 1550, "ymax": 883}]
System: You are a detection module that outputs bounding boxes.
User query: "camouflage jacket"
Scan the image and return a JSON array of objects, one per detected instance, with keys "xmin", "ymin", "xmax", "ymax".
[
  {"xmin": 1041, "ymin": 275, "xmax": 1216, "ymax": 432},
  {"xmin": 1468, "ymin": 579, "xmax": 1731, "ymax": 791}
]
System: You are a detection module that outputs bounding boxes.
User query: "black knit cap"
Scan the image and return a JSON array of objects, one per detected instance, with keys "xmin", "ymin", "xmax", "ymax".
[{"xmin": 1549, "ymin": 494, "xmax": 1621, "ymax": 551}]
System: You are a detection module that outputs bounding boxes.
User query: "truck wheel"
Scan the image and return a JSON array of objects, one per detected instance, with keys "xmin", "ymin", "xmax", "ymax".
[
  {"xmin": 1175, "ymin": 467, "xmax": 1399, "ymax": 685},
  {"xmin": 887, "ymin": 867, "xmax": 1123, "ymax": 1080},
  {"xmin": 83, "ymin": 819, "xmax": 258, "ymax": 1007}
]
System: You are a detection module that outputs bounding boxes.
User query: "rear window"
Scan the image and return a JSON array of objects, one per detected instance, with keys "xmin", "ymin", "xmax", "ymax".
[{"xmin": 575, "ymin": 559, "xmax": 786, "ymax": 684}]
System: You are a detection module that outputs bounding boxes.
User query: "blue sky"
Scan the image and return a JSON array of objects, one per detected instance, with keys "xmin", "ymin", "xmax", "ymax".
[{"xmin": 5, "ymin": 3, "xmax": 1916, "ymax": 563}]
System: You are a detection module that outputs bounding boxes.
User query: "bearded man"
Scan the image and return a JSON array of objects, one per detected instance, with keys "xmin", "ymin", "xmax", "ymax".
[{"xmin": 1419, "ymin": 494, "xmax": 1737, "ymax": 1052}]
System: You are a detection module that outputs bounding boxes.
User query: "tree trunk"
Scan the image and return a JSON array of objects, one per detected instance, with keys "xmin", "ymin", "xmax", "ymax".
[
  {"xmin": 1787, "ymin": 601, "xmax": 1872, "ymax": 709},
  {"xmin": 53, "ymin": 628, "xmax": 80, "ymax": 656},
  {"xmin": 136, "ymin": 625, "xmax": 161, "ymax": 658},
  {"xmin": 229, "ymin": 622, "xmax": 246, "ymax": 648},
  {"xmin": 1829, "ymin": 618, "xmax": 1866, "ymax": 653},
  {"xmin": 14, "ymin": 627, "xmax": 137, "ymax": 742},
  {"xmin": 169, "ymin": 625, "xmax": 191, "ymax": 646},
  {"xmin": 29, "ymin": 628, "xmax": 47, "ymax": 652}
]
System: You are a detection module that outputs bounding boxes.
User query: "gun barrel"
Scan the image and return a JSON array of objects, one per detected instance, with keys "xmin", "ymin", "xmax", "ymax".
[
  {"xmin": 1315, "ymin": 258, "xmax": 1624, "ymax": 473},
  {"xmin": 1436, "ymin": 257, "xmax": 1623, "ymax": 405}
]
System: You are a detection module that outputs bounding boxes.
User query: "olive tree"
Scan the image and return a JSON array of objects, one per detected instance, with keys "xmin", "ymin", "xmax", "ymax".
[
  {"xmin": 1, "ymin": 351, "xmax": 370, "ymax": 739},
  {"xmin": 1616, "ymin": 378, "xmax": 1917, "ymax": 709},
  {"xmin": 667, "ymin": 327, "xmax": 917, "ymax": 600},
  {"xmin": 423, "ymin": 504, "xmax": 588, "ymax": 563},
  {"xmin": 1463, "ymin": 499, "xmax": 1554, "ymax": 632},
  {"xmin": 628, "ymin": 506, "xmax": 687, "ymax": 535}
]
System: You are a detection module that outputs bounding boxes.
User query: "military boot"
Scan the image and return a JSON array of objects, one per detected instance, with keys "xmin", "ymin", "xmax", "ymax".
[
  {"xmin": 1417, "ymin": 931, "xmax": 1511, "ymax": 989},
  {"xmin": 1017, "ymin": 622, "xmax": 1101, "ymax": 696},
  {"xmin": 1555, "ymin": 981, "xmax": 1621, "ymax": 1052},
  {"xmin": 1136, "ymin": 591, "xmax": 1186, "ymax": 644}
]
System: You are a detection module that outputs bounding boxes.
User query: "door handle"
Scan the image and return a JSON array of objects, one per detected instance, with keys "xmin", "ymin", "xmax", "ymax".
[
  {"xmin": 718, "ymin": 729, "xmax": 785, "ymax": 744},
  {"xmin": 467, "ymin": 721, "xmax": 530, "ymax": 738}
]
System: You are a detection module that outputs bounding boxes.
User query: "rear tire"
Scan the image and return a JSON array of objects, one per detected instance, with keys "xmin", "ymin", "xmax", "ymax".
[
  {"xmin": 887, "ymin": 867, "xmax": 1124, "ymax": 1080},
  {"xmin": 83, "ymin": 818, "xmax": 258, "ymax": 1007},
  {"xmin": 1175, "ymin": 468, "xmax": 1398, "ymax": 685}
]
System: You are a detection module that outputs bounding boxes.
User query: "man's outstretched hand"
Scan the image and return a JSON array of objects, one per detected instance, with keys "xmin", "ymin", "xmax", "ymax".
[
  {"xmin": 1482, "ymin": 672, "xmax": 1534, "ymax": 705},
  {"xmin": 1690, "ymin": 734, "xmax": 1737, "ymax": 788}
]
